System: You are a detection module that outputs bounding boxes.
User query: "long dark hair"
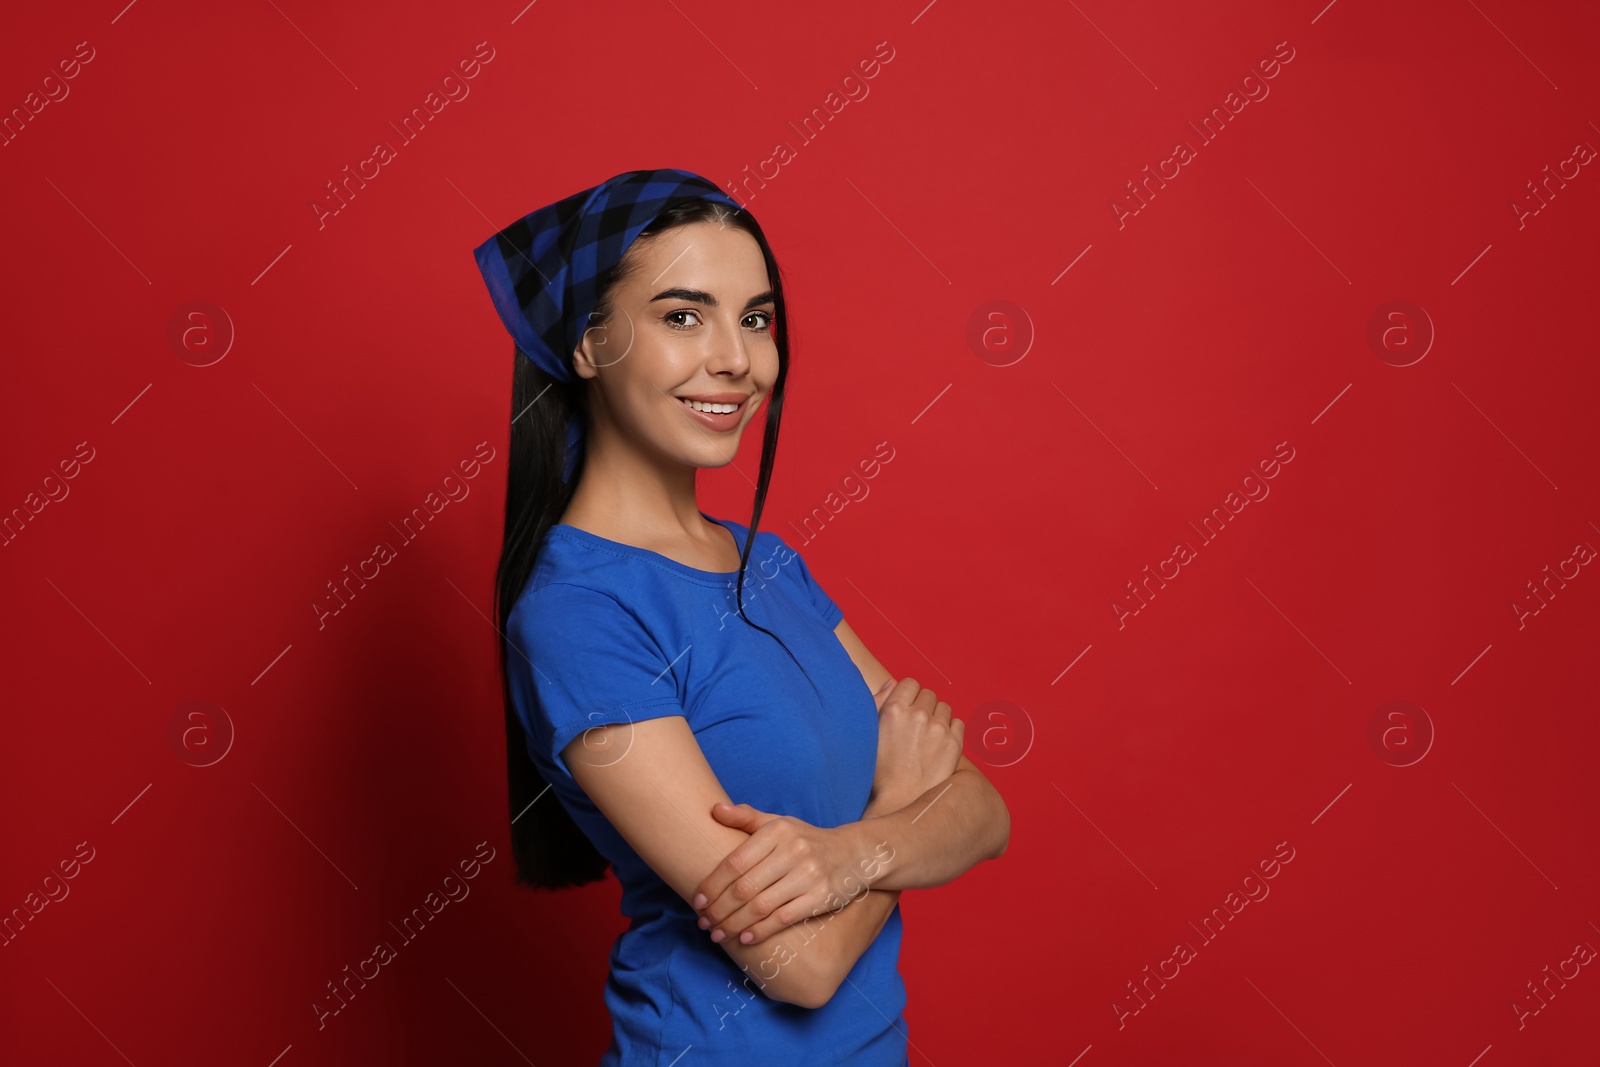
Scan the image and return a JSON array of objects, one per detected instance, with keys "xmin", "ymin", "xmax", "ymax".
[{"xmin": 494, "ymin": 198, "xmax": 791, "ymax": 889}]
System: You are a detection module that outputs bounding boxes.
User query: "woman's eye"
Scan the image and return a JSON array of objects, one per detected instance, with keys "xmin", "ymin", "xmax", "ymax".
[{"xmin": 665, "ymin": 310, "xmax": 774, "ymax": 331}]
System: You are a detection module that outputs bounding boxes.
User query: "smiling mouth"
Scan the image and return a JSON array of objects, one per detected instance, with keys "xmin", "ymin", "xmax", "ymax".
[
  {"xmin": 677, "ymin": 397, "xmax": 746, "ymax": 414},
  {"xmin": 673, "ymin": 394, "xmax": 756, "ymax": 432}
]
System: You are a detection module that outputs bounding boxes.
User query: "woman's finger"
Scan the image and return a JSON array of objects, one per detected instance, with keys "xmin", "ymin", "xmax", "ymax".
[
  {"xmin": 719, "ymin": 867, "xmax": 824, "ymax": 944},
  {"xmin": 694, "ymin": 822, "xmax": 783, "ymax": 922},
  {"xmin": 710, "ymin": 801, "xmax": 764, "ymax": 830},
  {"xmin": 704, "ymin": 845, "xmax": 790, "ymax": 931},
  {"xmin": 699, "ymin": 820, "xmax": 801, "ymax": 927},
  {"xmin": 741, "ymin": 874, "xmax": 867, "ymax": 945},
  {"xmin": 890, "ymin": 677, "xmax": 921, "ymax": 708},
  {"xmin": 709, "ymin": 857, "xmax": 811, "ymax": 941}
]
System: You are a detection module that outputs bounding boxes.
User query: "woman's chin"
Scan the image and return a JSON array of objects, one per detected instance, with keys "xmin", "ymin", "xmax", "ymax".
[{"xmin": 693, "ymin": 449, "xmax": 741, "ymax": 470}]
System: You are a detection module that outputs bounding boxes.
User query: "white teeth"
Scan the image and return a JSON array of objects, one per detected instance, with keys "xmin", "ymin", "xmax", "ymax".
[{"xmin": 681, "ymin": 398, "xmax": 740, "ymax": 414}]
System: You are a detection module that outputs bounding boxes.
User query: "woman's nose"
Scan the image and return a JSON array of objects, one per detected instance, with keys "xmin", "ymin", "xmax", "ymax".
[{"xmin": 705, "ymin": 316, "xmax": 752, "ymax": 374}]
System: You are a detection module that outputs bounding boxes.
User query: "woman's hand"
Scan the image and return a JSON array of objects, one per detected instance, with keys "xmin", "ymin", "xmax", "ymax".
[
  {"xmin": 691, "ymin": 804, "xmax": 878, "ymax": 947},
  {"xmin": 869, "ymin": 676, "xmax": 965, "ymax": 814}
]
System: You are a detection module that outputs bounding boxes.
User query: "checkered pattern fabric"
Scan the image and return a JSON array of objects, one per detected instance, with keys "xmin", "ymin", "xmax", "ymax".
[{"xmin": 472, "ymin": 168, "xmax": 742, "ymax": 384}]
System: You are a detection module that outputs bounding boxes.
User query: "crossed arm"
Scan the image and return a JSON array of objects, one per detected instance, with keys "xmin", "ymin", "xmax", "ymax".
[
  {"xmin": 823, "ymin": 617, "xmax": 1011, "ymax": 894},
  {"xmin": 563, "ymin": 617, "xmax": 1009, "ymax": 1009}
]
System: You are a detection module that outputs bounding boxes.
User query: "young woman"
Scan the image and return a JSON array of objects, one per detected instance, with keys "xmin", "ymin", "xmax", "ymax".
[{"xmin": 473, "ymin": 168, "xmax": 1009, "ymax": 1065}]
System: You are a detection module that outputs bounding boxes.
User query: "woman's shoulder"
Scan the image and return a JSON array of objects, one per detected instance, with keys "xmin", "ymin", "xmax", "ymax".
[
  {"xmin": 509, "ymin": 537, "xmax": 646, "ymax": 637},
  {"xmin": 712, "ymin": 514, "xmax": 791, "ymax": 557},
  {"xmin": 508, "ymin": 577, "xmax": 624, "ymax": 648}
]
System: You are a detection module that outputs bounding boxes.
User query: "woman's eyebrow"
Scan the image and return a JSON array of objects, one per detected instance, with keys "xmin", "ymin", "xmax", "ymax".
[{"xmin": 649, "ymin": 287, "xmax": 776, "ymax": 312}]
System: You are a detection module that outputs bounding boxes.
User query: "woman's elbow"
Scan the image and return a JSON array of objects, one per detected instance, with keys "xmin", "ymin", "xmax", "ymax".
[
  {"xmin": 724, "ymin": 948, "xmax": 833, "ymax": 1010},
  {"xmin": 779, "ymin": 951, "xmax": 846, "ymax": 1010},
  {"xmin": 789, "ymin": 971, "xmax": 841, "ymax": 1010},
  {"xmin": 749, "ymin": 970, "xmax": 833, "ymax": 1010},
  {"xmin": 989, "ymin": 797, "xmax": 1011, "ymax": 859}
]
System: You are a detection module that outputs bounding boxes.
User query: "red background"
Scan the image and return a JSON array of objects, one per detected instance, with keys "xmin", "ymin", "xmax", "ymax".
[{"xmin": 4, "ymin": 1, "xmax": 1598, "ymax": 1064}]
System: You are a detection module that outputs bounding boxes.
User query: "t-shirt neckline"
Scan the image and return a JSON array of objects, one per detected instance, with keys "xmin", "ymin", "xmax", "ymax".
[{"xmin": 547, "ymin": 510, "xmax": 751, "ymax": 583}]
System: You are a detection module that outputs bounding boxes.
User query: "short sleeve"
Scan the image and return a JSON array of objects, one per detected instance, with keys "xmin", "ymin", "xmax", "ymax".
[
  {"xmin": 772, "ymin": 535, "xmax": 843, "ymax": 629},
  {"xmin": 507, "ymin": 582, "xmax": 687, "ymax": 779}
]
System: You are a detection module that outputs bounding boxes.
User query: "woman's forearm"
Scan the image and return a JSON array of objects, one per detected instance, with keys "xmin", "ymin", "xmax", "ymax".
[
  {"xmin": 851, "ymin": 764, "xmax": 1009, "ymax": 891},
  {"xmin": 727, "ymin": 767, "xmax": 1006, "ymax": 1005},
  {"xmin": 744, "ymin": 800, "xmax": 913, "ymax": 1007},
  {"xmin": 810, "ymin": 886, "xmax": 901, "ymax": 1006},
  {"xmin": 746, "ymin": 883, "xmax": 901, "ymax": 1009},
  {"xmin": 715, "ymin": 753, "xmax": 1007, "ymax": 1005}
]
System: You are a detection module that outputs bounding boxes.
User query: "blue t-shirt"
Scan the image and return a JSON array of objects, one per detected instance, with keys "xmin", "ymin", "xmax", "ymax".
[{"xmin": 506, "ymin": 512, "xmax": 909, "ymax": 1066}]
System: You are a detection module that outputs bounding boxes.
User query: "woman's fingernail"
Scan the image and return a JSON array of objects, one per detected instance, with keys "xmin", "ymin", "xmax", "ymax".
[
  {"xmin": 693, "ymin": 893, "xmax": 706, "ymax": 909},
  {"xmin": 711, "ymin": 929, "xmax": 725, "ymax": 943},
  {"xmin": 740, "ymin": 931, "xmax": 753, "ymax": 944},
  {"xmin": 698, "ymin": 916, "xmax": 709, "ymax": 930}
]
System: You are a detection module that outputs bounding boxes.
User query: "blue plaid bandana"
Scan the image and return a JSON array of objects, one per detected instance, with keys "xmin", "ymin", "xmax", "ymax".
[{"xmin": 471, "ymin": 168, "xmax": 744, "ymax": 483}]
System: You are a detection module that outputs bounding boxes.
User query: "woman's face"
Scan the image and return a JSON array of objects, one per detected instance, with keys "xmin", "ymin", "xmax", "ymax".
[{"xmin": 573, "ymin": 218, "xmax": 778, "ymax": 471}]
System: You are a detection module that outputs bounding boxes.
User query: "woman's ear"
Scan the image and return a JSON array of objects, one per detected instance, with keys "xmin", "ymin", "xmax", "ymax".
[
  {"xmin": 574, "ymin": 306, "xmax": 636, "ymax": 379},
  {"xmin": 572, "ymin": 335, "xmax": 600, "ymax": 381}
]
